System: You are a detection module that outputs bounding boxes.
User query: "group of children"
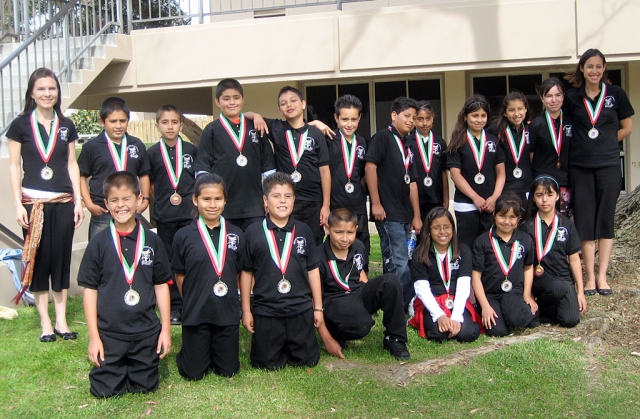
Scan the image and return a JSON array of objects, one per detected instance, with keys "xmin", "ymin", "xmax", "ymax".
[{"xmin": 77, "ymin": 77, "xmax": 590, "ymax": 398}]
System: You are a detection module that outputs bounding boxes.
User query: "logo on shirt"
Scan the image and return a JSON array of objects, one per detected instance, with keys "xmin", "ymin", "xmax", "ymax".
[
  {"xmin": 249, "ymin": 129, "xmax": 259, "ymax": 143},
  {"xmin": 604, "ymin": 96, "xmax": 615, "ymax": 108},
  {"xmin": 140, "ymin": 246, "xmax": 154, "ymax": 266},
  {"xmin": 183, "ymin": 154, "xmax": 193, "ymax": 169},
  {"xmin": 486, "ymin": 141, "xmax": 497, "ymax": 153},
  {"xmin": 408, "ymin": 148, "xmax": 415, "ymax": 163},
  {"xmin": 451, "ymin": 258, "xmax": 460, "ymax": 270},
  {"xmin": 356, "ymin": 145, "xmax": 365, "ymax": 160},
  {"xmin": 557, "ymin": 227, "xmax": 568, "ymax": 242},
  {"xmin": 433, "ymin": 143, "xmax": 442, "ymax": 156},
  {"xmin": 564, "ymin": 124, "xmax": 573, "ymax": 137},
  {"xmin": 353, "ymin": 254, "xmax": 364, "ymax": 271},
  {"xmin": 304, "ymin": 137, "xmax": 315, "ymax": 151},
  {"xmin": 517, "ymin": 244, "xmax": 525, "ymax": 260},
  {"xmin": 524, "ymin": 130, "xmax": 530, "ymax": 144},
  {"xmin": 58, "ymin": 127, "xmax": 69, "ymax": 142},
  {"xmin": 127, "ymin": 145, "xmax": 139, "ymax": 159},
  {"xmin": 227, "ymin": 233, "xmax": 239, "ymax": 251},
  {"xmin": 294, "ymin": 237, "xmax": 307, "ymax": 255}
]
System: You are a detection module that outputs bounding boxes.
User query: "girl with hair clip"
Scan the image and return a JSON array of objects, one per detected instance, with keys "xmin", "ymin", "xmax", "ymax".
[
  {"xmin": 7, "ymin": 68, "xmax": 85, "ymax": 342},
  {"xmin": 472, "ymin": 192, "xmax": 539, "ymax": 337},
  {"xmin": 408, "ymin": 207, "xmax": 481, "ymax": 342},
  {"xmin": 563, "ymin": 48, "xmax": 634, "ymax": 296},
  {"xmin": 446, "ymin": 95, "xmax": 506, "ymax": 249},
  {"xmin": 529, "ymin": 78, "xmax": 574, "ymax": 218},
  {"xmin": 520, "ymin": 175, "xmax": 587, "ymax": 327},
  {"xmin": 495, "ymin": 91, "xmax": 533, "ymax": 205},
  {"xmin": 171, "ymin": 173, "xmax": 244, "ymax": 379}
]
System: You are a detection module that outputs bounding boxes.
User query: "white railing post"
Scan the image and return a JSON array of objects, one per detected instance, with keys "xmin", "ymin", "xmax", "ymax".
[
  {"xmin": 12, "ymin": 0, "xmax": 19, "ymax": 40},
  {"xmin": 117, "ymin": 0, "xmax": 124, "ymax": 33},
  {"xmin": 126, "ymin": 0, "xmax": 132, "ymax": 33},
  {"xmin": 198, "ymin": 0, "xmax": 204, "ymax": 24},
  {"xmin": 62, "ymin": 12, "xmax": 71, "ymax": 82}
]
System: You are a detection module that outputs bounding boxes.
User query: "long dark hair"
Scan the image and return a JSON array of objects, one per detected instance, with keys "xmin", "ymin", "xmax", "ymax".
[
  {"xmin": 21, "ymin": 68, "xmax": 63, "ymax": 117},
  {"xmin": 522, "ymin": 175, "xmax": 561, "ymax": 223},
  {"xmin": 495, "ymin": 91, "xmax": 530, "ymax": 143},
  {"xmin": 446, "ymin": 95, "xmax": 491, "ymax": 153},
  {"xmin": 193, "ymin": 173, "xmax": 227, "ymax": 218},
  {"xmin": 416, "ymin": 207, "xmax": 460, "ymax": 267},
  {"xmin": 565, "ymin": 48, "xmax": 610, "ymax": 88}
]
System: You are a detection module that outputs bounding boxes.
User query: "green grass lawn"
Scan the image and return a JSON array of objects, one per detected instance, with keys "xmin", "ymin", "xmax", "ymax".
[{"xmin": 1, "ymin": 235, "xmax": 639, "ymax": 418}]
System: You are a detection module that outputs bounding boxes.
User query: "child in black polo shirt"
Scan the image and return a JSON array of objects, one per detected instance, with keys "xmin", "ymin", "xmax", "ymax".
[
  {"xmin": 327, "ymin": 94, "xmax": 369, "ymax": 269},
  {"xmin": 78, "ymin": 172, "xmax": 172, "ymax": 398},
  {"xmin": 78, "ymin": 97, "xmax": 151, "ymax": 240},
  {"xmin": 472, "ymin": 193, "xmax": 539, "ymax": 337},
  {"xmin": 520, "ymin": 175, "xmax": 587, "ymax": 327},
  {"xmin": 240, "ymin": 172, "xmax": 324, "ymax": 370},
  {"xmin": 172, "ymin": 173, "xmax": 243, "ymax": 379},
  {"xmin": 195, "ymin": 78, "xmax": 276, "ymax": 231},
  {"xmin": 147, "ymin": 105, "xmax": 197, "ymax": 325},
  {"xmin": 407, "ymin": 101, "xmax": 449, "ymax": 220},
  {"xmin": 317, "ymin": 208, "xmax": 409, "ymax": 360}
]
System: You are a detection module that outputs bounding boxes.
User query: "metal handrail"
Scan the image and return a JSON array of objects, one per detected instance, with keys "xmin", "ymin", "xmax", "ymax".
[{"xmin": 0, "ymin": 222, "xmax": 24, "ymax": 247}]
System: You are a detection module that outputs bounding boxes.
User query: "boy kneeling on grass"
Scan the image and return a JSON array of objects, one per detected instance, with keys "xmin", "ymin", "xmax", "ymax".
[{"xmin": 78, "ymin": 171, "xmax": 172, "ymax": 398}]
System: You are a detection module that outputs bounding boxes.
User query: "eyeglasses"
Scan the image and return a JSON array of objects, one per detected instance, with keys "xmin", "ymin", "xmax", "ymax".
[{"xmin": 430, "ymin": 225, "xmax": 452, "ymax": 232}]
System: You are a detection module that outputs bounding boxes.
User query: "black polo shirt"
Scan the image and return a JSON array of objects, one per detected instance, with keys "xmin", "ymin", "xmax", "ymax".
[
  {"xmin": 78, "ymin": 131, "xmax": 150, "ymax": 208},
  {"xmin": 472, "ymin": 227, "xmax": 534, "ymax": 295},
  {"xmin": 77, "ymin": 224, "xmax": 172, "ymax": 341},
  {"xmin": 265, "ymin": 118, "xmax": 329, "ymax": 202},
  {"xmin": 7, "ymin": 113, "xmax": 78, "ymax": 194},
  {"xmin": 365, "ymin": 126, "xmax": 418, "ymax": 223},
  {"xmin": 529, "ymin": 113, "xmax": 573, "ymax": 187},
  {"xmin": 148, "ymin": 139, "xmax": 197, "ymax": 223},
  {"xmin": 447, "ymin": 131, "xmax": 505, "ymax": 204},
  {"xmin": 520, "ymin": 214, "xmax": 581, "ymax": 281},
  {"xmin": 194, "ymin": 116, "xmax": 276, "ymax": 218},
  {"xmin": 564, "ymin": 84, "xmax": 634, "ymax": 168},
  {"xmin": 171, "ymin": 219, "xmax": 243, "ymax": 327},
  {"xmin": 318, "ymin": 239, "xmax": 367, "ymax": 299},
  {"xmin": 499, "ymin": 124, "xmax": 533, "ymax": 195},
  {"xmin": 242, "ymin": 215, "xmax": 320, "ymax": 317},
  {"xmin": 410, "ymin": 244, "xmax": 472, "ymax": 297},
  {"xmin": 407, "ymin": 130, "xmax": 448, "ymax": 206},
  {"xmin": 327, "ymin": 131, "xmax": 367, "ymax": 215}
]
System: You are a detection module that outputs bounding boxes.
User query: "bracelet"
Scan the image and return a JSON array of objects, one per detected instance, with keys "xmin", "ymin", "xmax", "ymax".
[
  {"xmin": 313, "ymin": 307, "xmax": 324, "ymax": 312},
  {"xmin": 142, "ymin": 196, "xmax": 150, "ymax": 201}
]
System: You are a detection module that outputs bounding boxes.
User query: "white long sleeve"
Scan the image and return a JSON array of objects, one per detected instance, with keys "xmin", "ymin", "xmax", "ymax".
[
  {"xmin": 414, "ymin": 279, "xmax": 446, "ymax": 323},
  {"xmin": 451, "ymin": 275, "xmax": 471, "ymax": 323}
]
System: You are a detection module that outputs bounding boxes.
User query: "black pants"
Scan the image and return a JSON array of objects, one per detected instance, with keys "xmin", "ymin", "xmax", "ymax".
[
  {"xmin": 483, "ymin": 292, "xmax": 540, "ymax": 337},
  {"xmin": 292, "ymin": 200, "xmax": 324, "ymax": 246},
  {"xmin": 156, "ymin": 219, "xmax": 192, "ymax": 311},
  {"xmin": 423, "ymin": 308, "xmax": 480, "ymax": 343},
  {"xmin": 251, "ymin": 310, "xmax": 320, "ymax": 370},
  {"xmin": 455, "ymin": 210, "xmax": 493, "ymax": 250},
  {"xmin": 89, "ymin": 331, "xmax": 160, "ymax": 398},
  {"xmin": 356, "ymin": 213, "xmax": 370, "ymax": 273},
  {"xmin": 324, "ymin": 273, "xmax": 407, "ymax": 343},
  {"xmin": 177, "ymin": 323, "xmax": 239, "ymax": 380},
  {"xmin": 532, "ymin": 275, "xmax": 580, "ymax": 328}
]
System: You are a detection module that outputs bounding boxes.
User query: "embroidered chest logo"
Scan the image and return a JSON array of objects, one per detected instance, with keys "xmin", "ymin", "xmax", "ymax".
[
  {"xmin": 451, "ymin": 258, "xmax": 460, "ymax": 270},
  {"xmin": 433, "ymin": 142, "xmax": 442, "ymax": 156},
  {"xmin": 604, "ymin": 96, "xmax": 615, "ymax": 108},
  {"xmin": 486, "ymin": 141, "xmax": 496, "ymax": 153},
  {"xmin": 183, "ymin": 154, "xmax": 193, "ymax": 169},
  {"xmin": 304, "ymin": 137, "xmax": 315, "ymax": 151},
  {"xmin": 249, "ymin": 129, "xmax": 259, "ymax": 143},
  {"xmin": 294, "ymin": 237, "xmax": 307, "ymax": 255},
  {"xmin": 564, "ymin": 124, "xmax": 573, "ymax": 137},
  {"xmin": 517, "ymin": 244, "xmax": 525, "ymax": 260},
  {"xmin": 58, "ymin": 127, "xmax": 69, "ymax": 142},
  {"xmin": 356, "ymin": 145, "xmax": 365, "ymax": 159},
  {"xmin": 140, "ymin": 246, "xmax": 154, "ymax": 266},
  {"xmin": 556, "ymin": 227, "xmax": 568, "ymax": 242},
  {"xmin": 408, "ymin": 147, "xmax": 415, "ymax": 163},
  {"xmin": 127, "ymin": 145, "xmax": 139, "ymax": 159},
  {"xmin": 524, "ymin": 130, "xmax": 530, "ymax": 144},
  {"xmin": 353, "ymin": 254, "xmax": 364, "ymax": 271},
  {"xmin": 227, "ymin": 233, "xmax": 239, "ymax": 251}
]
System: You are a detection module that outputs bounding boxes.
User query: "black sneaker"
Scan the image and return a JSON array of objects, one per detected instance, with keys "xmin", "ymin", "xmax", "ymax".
[
  {"xmin": 170, "ymin": 309, "xmax": 183, "ymax": 325},
  {"xmin": 383, "ymin": 336, "xmax": 410, "ymax": 360}
]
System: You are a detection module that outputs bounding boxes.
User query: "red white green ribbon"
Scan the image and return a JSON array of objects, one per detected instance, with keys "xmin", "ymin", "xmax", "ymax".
[
  {"xmin": 389, "ymin": 127, "xmax": 410, "ymax": 173},
  {"xmin": 466, "ymin": 129, "xmax": 487, "ymax": 172},
  {"xmin": 286, "ymin": 129, "xmax": 308, "ymax": 169},
  {"xmin": 544, "ymin": 110, "xmax": 563, "ymax": 158},
  {"xmin": 504, "ymin": 126, "xmax": 526, "ymax": 165},
  {"xmin": 160, "ymin": 136, "xmax": 183, "ymax": 191},
  {"xmin": 582, "ymin": 82, "xmax": 607, "ymax": 128},
  {"xmin": 415, "ymin": 131, "xmax": 434, "ymax": 175},
  {"xmin": 340, "ymin": 132, "xmax": 357, "ymax": 180},
  {"xmin": 434, "ymin": 245, "xmax": 452, "ymax": 294},
  {"xmin": 534, "ymin": 213, "xmax": 558, "ymax": 264},
  {"xmin": 219, "ymin": 113, "xmax": 246, "ymax": 154},
  {"xmin": 110, "ymin": 221, "xmax": 145, "ymax": 286},
  {"xmin": 489, "ymin": 229, "xmax": 520, "ymax": 279},
  {"xmin": 262, "ymin": 219, "xmax": 296, "ymax": 277},
  {"xmin": 30, "ymin": 109, "xmax": 59, "ymax": 164},
  {"xmin": 106, "ymin": 133, "xmax": 128, "ymax": 171},
  {"xmin": 197, "ymin": 215, "xmax": 227, "ymax": 279},
  {"xmin": 329, "ymin": 260, "xmax": 350, "ymax": 291}
]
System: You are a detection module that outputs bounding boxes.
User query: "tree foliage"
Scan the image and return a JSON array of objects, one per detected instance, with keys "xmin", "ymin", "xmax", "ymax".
[{"xmin": 69, "ymin": 109, "xmax": 102, "ymax": 134}]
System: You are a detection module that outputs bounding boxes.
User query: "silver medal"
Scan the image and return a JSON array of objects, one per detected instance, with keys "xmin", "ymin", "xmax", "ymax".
[
  {"xmin": 170, "ymin": 192, "xmax": 182, "ymax": 206},
  {"xmin": 213, "ymin": 281, "xmax": 228, "ymax": 297},
  {"xmin": 124, "ymin": 289, "xmax": 140, "ymax": 306},
  {"xmin": 474, "ymin": 173, "xmax": 485, "ymax": 185},
  {"xmin": 445, "ymin": 297, "xmax": 454, "ymax": 310},
  {"xmin": 423, "ymin": 176, "xmax": 433, "ymax": 187},
  {"xmin": 345, "ymin": 182, "xmax": 355, "ymax": 194},
  {"xmin": 41, "ymin": 166, "xmax": 54, "ymax": 180},
  {"xmin": 291, "ymin": 170, "xmax": 302, "ymax": 183},
  {"xmin": 236, "ymin": 154, "xmax": 248, "ymax": 167},
  {"xmin": 588, "ymin": 127, "xmax": 599, "ymax": 139},
  {"xmin": 513, "ymin": 167, "xmax": 523, "ymax": 178},
  {"xmin": 404, "ymin": 173, "xmax": 411, "ymax": 185},
  {"xmin": 277, "ymin": 278, "xmax": 292, "ymax": 294},
  {"xmin": 501, "ymin": 279, "xmax": 513, "ymax": 293}
]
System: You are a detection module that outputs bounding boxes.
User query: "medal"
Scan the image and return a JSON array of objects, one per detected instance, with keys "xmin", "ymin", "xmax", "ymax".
[
  {"xmin": 106, "ymin": 132, "xmax": 128, "ymax": 171},
  {"xmin": 415, "ymin": 131, "xmax": 434, "ymax": 186},
  {"xmin": 534, "ymin": 213, "xmax": 558, "ymax": 277},
  {"xmin": 445, "ymin": 297, "xmax": 454, "ymax": 310},
  {"xmin": 262, "ymin": 219, "xmax": 296, "ymax": 294},
  {"xmin": 329, "ymin": 259, "xmax": 352, "ymax": 292},
  {"xmin": 466, "ymin": 129, "xmax": 487, "ymax": 185},
  {"xmin": 474, "ymin": 173, "xmax": 485, "ymax": 184},
  {"xmin": 390, "ymin": 127, "xmax": 411, "ymax": 186},
  {"xmin": 434, "ymin": 245, "xmax": 454, "ymax": 307},
  {"xmin": 504, "ymin": 126, "xmax": 526, "ymax": 178},
  {"xmin": 286, "ymin": 129, "xmax": 308, "ymax": 181},
  {"xmin": 219, "ymin": 113, "xmax": 248, "ymax": 167},
  {"xmin": 197, "ymin": 216, "xmax": 229, "ymax": 297},
  {"xmin": 30, "ymin": 109, "xmax": 59, "ymax": 180},
  {"xmin": 345, "ymin": 182, "xmax": 355, "ymax": 194},
  {"xmin": 545, "ymin": 110, "xmax": 564, "ymax": 166},
  {"xmin": 513, "ymin": 167, "xmax": 523, "ymax": 178},
  {"xmin": 110, "ymin": 221, "xmax": 145, "ymax": 307},
  {"xmin": 556, "ymin": 160, "xmax": 561, "ymax": 169},
  {"xmin": 404, "ymin": 173, "xmax": 411, "ymax": 184},
  {"xmin": 160, "ymin": 137, "xmax": 184, "ymax": 204},
  {"xmin": 582, "ymin": 83, "xmax": 607, "ymax": 140},
  {"xmin": 124, "ymin": 289, "xmax": 140, "ymax": 306},
  {"xmin": 489, "ymin": 229, "xmax": 520, "ymax": 293}
]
